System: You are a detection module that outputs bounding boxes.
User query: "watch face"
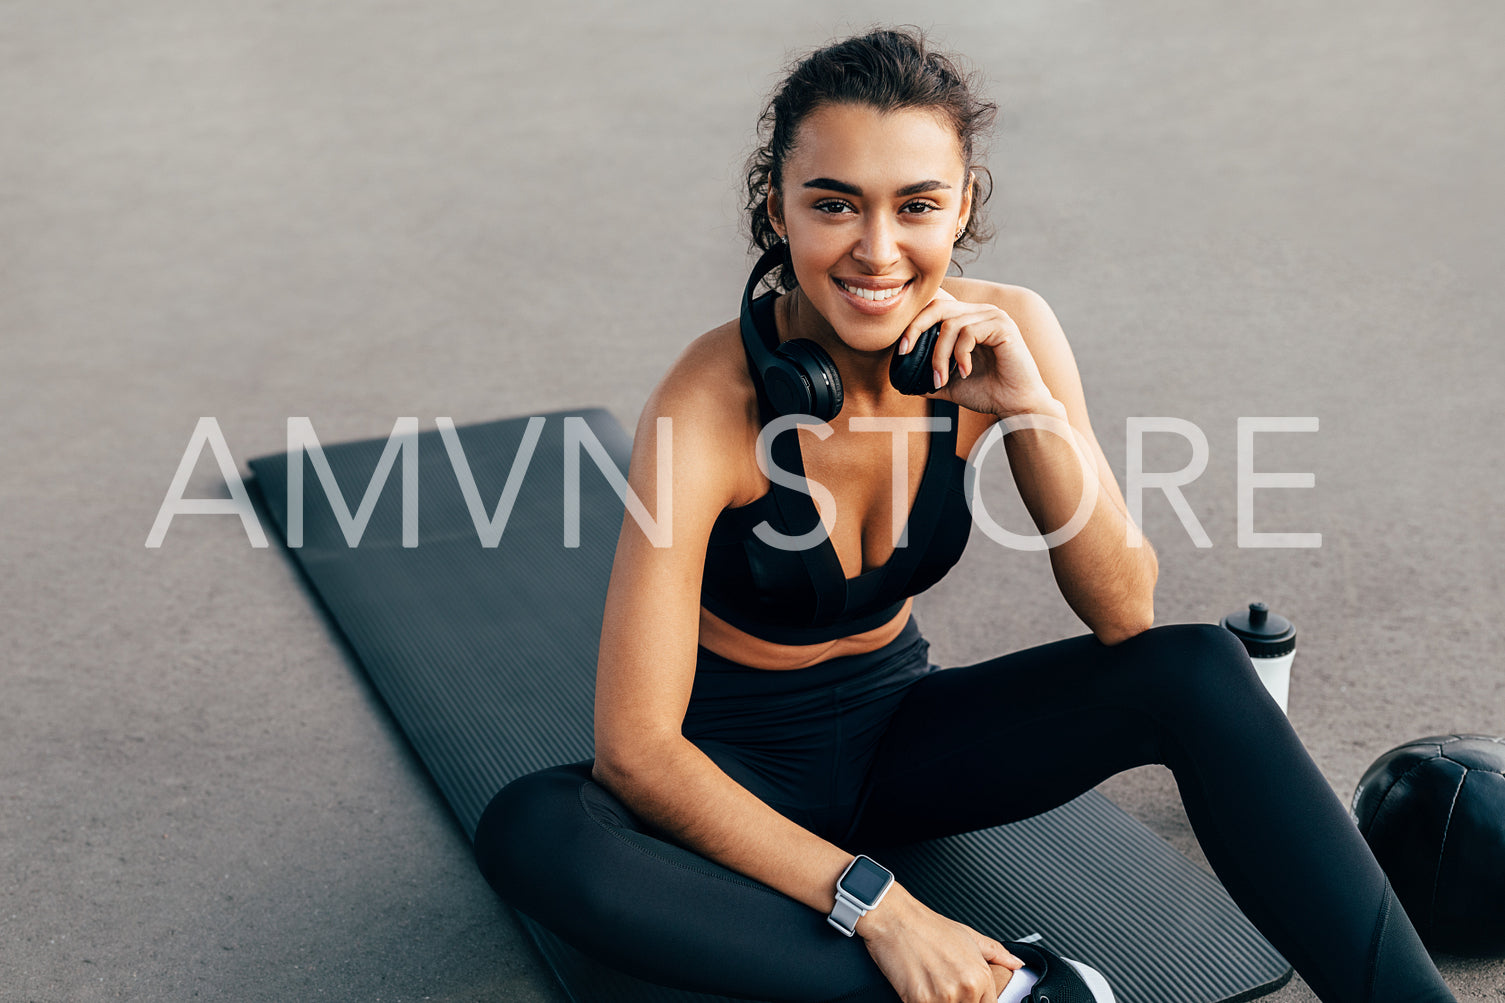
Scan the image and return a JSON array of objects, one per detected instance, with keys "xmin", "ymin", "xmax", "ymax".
[{"xmin": 840, "ymin": 855, "xmax": 893, "ymax": 906}]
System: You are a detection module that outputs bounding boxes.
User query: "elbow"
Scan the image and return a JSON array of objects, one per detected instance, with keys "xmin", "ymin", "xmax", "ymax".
[
  {"xmin": 592, "ymin": 730, "xmax": 683, "ymax": 800},
  {"xmin": 1094, "ymin": 597, "xmax": 1156, "ymax": 647},
  {"xmin": 1082, "ymin": 535, "xmax": 1157, "ymax": 646},
  {"xmin": 1098, "ymin": 550, "xmax": 1158, "ymax": 645},
  {"xmin": 590, "ymin": 752, "xmax": 630, "ymax": 796},
  {"xmin": 1095, "ymin": 616, "xmax": 1152, "ymax": 646}
]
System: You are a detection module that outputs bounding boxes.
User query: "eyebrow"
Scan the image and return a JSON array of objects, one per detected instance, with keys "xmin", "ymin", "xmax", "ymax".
[{"xmin": 801, "ymin": 178, "xmax": 952, "ymax": 197}]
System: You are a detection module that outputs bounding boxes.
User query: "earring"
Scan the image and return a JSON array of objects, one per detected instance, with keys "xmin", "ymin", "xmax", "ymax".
[{"xmin": 954, "ymin": 225, "xmax": 966, "ymax": 242}]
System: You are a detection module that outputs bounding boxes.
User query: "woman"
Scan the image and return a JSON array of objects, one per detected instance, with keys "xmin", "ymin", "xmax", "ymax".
[{"xmin": 475, "ymin": 28, "xmax": 1457, "ymax": 1003}]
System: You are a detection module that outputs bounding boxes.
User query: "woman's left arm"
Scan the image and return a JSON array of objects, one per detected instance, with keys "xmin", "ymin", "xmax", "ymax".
[{"xmin": 910, "ymin": 281, "xmax": 1158, "ymax": 645}]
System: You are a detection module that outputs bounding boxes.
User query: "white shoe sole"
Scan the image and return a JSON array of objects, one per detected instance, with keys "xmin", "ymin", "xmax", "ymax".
[{"xmin": 1063, "ymin": 957, "xmax": 1117, "ymax": 1003}]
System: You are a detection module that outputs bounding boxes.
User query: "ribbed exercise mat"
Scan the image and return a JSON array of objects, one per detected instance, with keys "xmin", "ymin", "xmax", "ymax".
[{"xmin": 248, "ymin": 409, "xmax": 1292, "ymax": 1003}]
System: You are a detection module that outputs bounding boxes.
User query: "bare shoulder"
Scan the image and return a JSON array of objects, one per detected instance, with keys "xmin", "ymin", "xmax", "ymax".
[
  {"xmin": 632, "ymin": 319, "xmax": 764, "ymax": 509},
  {"xmin": 941, "ymin": 275, "xmax": 1079, "ymax": 373},
  {"xmin": 642, "ymin": 319, "xmax": 758, "ymax": 442},
  {"xmin": 942, "ymin": 276, "xmax": 1057, "ymax": 326}
]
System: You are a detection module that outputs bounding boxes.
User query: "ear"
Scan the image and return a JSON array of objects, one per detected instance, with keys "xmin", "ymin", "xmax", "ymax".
[
  {"xmin": 957, "ymin": 170, "xmax": 975, "ymax": 236},
  {"xmin": 766, "ymin": 187, "xmax": 785, "ymax": 239}
]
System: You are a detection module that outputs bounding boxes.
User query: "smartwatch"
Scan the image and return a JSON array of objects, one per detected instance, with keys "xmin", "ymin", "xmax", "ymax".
[{"xmin": 827, "ymin": 854, "xmax": 894, "ymax": 936}]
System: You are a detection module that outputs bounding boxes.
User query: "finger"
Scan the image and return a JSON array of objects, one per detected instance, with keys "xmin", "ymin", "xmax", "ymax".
[
  {"xmin": 978, "ymin": 936, "xmax": 1024, "ymax": 970},
  {"xmin": 960, "ymin": 966, "xmax": 995, "ymax": 1003},
  {"xmin": 951, "ymin": 327, "xmax": 979, "ymax": 380},
  {"xmin": 930, "ymin": 312, "xmax": 990, "ymax": 388},
  {"xmin": 898, "ymin": 293, "xmax": 974, "ymax": 354},
  {"xmin": 928, "ymin": 318, "xmax": 960, "ymax": 389},
  {"xmin": 897, "ymin": 303, "xmax": 951, "ymax": 355}
]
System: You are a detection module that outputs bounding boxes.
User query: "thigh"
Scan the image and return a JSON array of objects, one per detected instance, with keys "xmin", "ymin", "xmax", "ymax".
[
  {"xmin": 843, "ymin": 627, "xmax": 1207, "ymax": 849},
  {"xmin": 475, "ymin": 760, "xmax": 901, "ymax": 1002}
]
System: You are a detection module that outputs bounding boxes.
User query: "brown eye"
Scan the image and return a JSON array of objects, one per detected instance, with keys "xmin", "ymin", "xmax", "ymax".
[{"xmin": 814, "ymin": 199, "xmax": 855, "ymax": 214}]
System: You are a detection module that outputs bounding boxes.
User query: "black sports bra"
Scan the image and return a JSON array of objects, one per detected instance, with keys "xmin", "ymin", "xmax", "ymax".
[{"xmin": 699, "ymin": 291, "xmax": 974, "ymax": 645}]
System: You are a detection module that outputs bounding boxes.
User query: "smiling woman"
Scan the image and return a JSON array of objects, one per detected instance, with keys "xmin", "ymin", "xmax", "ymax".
[{"xmin": 471, "ymin": 26, "xmax": 1459, "ymax": 1003}]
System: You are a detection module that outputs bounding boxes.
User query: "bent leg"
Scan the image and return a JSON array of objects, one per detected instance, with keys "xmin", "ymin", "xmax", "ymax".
[
  {"xmin": 474, "ymin": 760, "xmax": 899, "ymax": 1003},
  {"xmin": 846, "ymin": 624, "xmax": 1454, "ymax": 1003}
]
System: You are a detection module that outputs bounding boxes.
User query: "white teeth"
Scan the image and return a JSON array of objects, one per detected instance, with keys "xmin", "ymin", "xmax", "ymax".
[{"xmin": 839, "ymin": 280, "xmax": 905, "ymax": 302}]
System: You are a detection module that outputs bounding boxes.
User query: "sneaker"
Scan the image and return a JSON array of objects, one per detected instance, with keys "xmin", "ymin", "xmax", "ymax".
[{"xmin": 996, "ymin": 940, "xmax": 1115, "ymax": 1003}]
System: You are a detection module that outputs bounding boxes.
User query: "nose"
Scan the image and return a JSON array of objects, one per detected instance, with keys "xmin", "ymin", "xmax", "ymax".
[{"xmin": 851, "ymin": 214, "xmax": 901, "ymax": 272}]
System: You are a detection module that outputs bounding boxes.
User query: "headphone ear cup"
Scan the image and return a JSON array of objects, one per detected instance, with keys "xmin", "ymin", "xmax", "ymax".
[
  {"xmin": 889, "ymin": 323, "xmax": 944, "ymax": 396},
  {"xmin": 766, "ymin": 339, "xmax": 843, "ymax": 421}
]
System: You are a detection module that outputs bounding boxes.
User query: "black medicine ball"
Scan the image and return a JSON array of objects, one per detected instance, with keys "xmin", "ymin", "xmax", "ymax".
[{"xmin": 1351, "ymin": 734, "xmax": 1505, "ymax": 955}]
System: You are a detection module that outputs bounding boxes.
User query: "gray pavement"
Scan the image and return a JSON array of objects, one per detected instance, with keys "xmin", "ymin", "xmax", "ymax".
[{"xmin": 4, "ymin": 1, "xmax": 1503, "ymax": 1000}]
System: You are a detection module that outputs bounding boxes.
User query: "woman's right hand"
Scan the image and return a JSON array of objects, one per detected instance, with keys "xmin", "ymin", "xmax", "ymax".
[{"xmin": 857, "ymin": 884, "xmax": 1025, "ymax": 1003}]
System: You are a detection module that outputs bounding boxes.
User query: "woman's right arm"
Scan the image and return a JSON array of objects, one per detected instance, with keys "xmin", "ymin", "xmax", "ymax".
[
  {"xmin": 591, "ymin": 358, "xmax": 861, "ymax": 915},
  {"xmin": 590, "ymin": 346, "xmax": 1023, "ymax": 1003}
]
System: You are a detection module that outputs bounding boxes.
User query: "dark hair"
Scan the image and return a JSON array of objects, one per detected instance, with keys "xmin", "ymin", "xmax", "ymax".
[{"xmin": 744, "ymin": 27, "xmax": 998, "ymax": 291}]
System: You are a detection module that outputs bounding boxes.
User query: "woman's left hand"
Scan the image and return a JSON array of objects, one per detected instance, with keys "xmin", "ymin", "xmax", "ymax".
[{"xmin": 898, "ymin": 288, "xmax": 1059, "ymax": 418}]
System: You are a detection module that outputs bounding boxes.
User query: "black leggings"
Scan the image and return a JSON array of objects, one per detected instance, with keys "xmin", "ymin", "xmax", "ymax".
[{"xmin": 474, "ymin": 620, "xmax": 1455, "ymax": 1003}]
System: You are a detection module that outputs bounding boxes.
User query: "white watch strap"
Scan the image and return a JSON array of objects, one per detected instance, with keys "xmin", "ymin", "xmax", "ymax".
[{"xmin": 827, "ymin": 893, "xmax": 865, "ymax": 937}]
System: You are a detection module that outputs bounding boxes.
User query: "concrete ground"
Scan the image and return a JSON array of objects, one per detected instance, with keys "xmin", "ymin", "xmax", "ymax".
[{"xmin": 4, "ymin": 1, "xmax": 1503, "ymax": 1000}]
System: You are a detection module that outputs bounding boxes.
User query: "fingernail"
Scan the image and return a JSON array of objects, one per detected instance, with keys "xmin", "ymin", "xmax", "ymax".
[
  {"xmin": 898, "ymin": 335, "xmax": 910, "ymax": 354},
  {"xmin": 933, "ymin": 368, "xmax": 944, "ymax": 389}
]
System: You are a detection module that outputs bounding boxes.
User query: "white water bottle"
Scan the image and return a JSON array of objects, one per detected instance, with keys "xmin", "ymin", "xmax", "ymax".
[{"xmin": 1220, "ymin": 601, "xmax": 1297, "ymax": 713}]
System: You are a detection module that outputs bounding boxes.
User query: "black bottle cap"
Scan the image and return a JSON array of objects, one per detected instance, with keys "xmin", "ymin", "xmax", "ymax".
[{"xmin": 1220, "ymin": 601, "xmax": 1296, "ymax": 657}]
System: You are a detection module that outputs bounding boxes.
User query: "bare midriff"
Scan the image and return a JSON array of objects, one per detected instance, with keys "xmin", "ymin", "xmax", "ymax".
[{"xmin": 696, "ymin": 598, "xmax": 915, "ymax": 671}]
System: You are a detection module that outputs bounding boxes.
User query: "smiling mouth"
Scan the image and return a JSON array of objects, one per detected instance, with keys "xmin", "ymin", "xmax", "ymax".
[{"xmin": 835, "ymin": 278, "xmax": 910, "ymax": 302}]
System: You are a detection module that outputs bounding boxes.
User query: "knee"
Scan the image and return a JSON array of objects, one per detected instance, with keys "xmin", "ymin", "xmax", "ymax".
[
  {"xmin": 1118, "ymin": 622, "xmax": 1263, "ymax": 704},
  {"xmin": 473, "ymin": 760, "xmax": 594, "ymax": 907},
  {"xmin": 1143, "ymin": 621, "xmax": 1251, "ymax": 663},
  {"xmin": 473, "ymin": 761, "xmax": 674, "ymax": 959}
]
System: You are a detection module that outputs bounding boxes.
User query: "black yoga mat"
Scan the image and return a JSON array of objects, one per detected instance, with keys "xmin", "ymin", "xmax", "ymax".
[{"xmin": 247, "ymin": 408, "xmax": 1292, "ymax": 1003}]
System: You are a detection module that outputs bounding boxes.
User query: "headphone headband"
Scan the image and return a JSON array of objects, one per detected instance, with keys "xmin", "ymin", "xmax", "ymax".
[{"xmin": 738, "ymin": 243, "xmax": 789, "ymax": 369}]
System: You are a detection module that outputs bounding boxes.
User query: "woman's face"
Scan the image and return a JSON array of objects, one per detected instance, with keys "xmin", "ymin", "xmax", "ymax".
[{"xmin": 772, "ymin": 102, "xmax": 972, "ymax": 353}]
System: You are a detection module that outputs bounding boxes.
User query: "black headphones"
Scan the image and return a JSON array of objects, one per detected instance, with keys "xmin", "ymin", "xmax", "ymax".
[
  {"xmin": 739, "ymin": 243, "xmax": 945, "ymax": 421},
  {"xmin": 739, "ymin": 244, "xmax": 843, "ymax": 421}
]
